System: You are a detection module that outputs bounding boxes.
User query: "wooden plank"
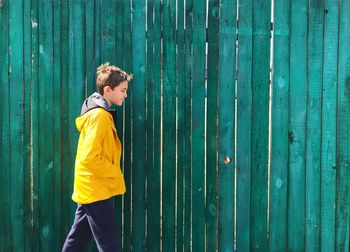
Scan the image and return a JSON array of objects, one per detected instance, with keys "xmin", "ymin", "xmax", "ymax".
[
  {"xmin": 9, "ymin": 0, "xmax": 25, "ymax": 250},
  {"xmin": 288, "ymin": 1, "xmax": 308, "ymax": 250},
  {"xmin": 269, "ymin": 0, "xmax": 290, "ymax": 250},
  {"xmin": 184, "ymin": 0, "xmax": 193, "ymax": 250},
  {"xmin": 145, "ymin": 0, "xmax": 161, "ymax": 251},
  {"xmin": 66, "ymin": 0, "xmax": 85, "ymax": 246},
  {"xmin": 23, "ymin": 0, "xmax": 32, "ymax": 250},
  {"xmin": 162, "ymin": 0, "xmax": 177, "ymax": 250},
  {"xmin": 60, "ymin": 0, "xmax": 74, "ymax": 244},
  {"xmin": 101, "ymin": 0, "xmax": 115, "ymax": 63},
  {"xmin": 94, "ymin": 0, "xmax": 101, "ymax": 71},
  {"xmin": 236, "ymin": 1, "xmax": 253, "ymax": 250},
  {"xmin": 0, "ymin": 0, "xmax": 11, "ymax": 249},
  {"xmin": 206, "ymin": 0, "xmax": 219, "ymax": 250},
  {"xmin": 38, "ymin": 0, "xmax": 57, "ymax": 249},
  {"xmin": 115, "ymin": 0, "xmax": 124, "ymax": 249},
  {"xmin": 250, "ymin": 0, "xmax": 271, "ymax": 250},
  {"xmin": 86, "ymin": 0, "xmax": 95, "ymax": 95},
  {"xmin": 191, "ymin": 0, "xmax": 206, "ymax": 250},
  {"xmin": 31, "ymin": 0, "xmax": 40, "ymax": 250},
  {"xmin": 176, "ymin": 0, "xmax": 185, "ymax": 250},
  {"xmin": 336, "ymin": 0, "xmax": 350, "ymax": 250},
  {"xmin": 122, "ymin": 0, "xmax": 133, "ymax": 250},
  {"xmin": 131, "ymin": 0, "xmax": 147, "ymax": 250},
  {"xmin": 146, "ymin": 0, "xmax": 161, "ymax": 250},
  {"xmin": 218, "ymin": 0, "xmax": 236, "ymax": 250},
  {"xmin": 53, "ymin": 0, "xmax": 62, "ymax": 249},
  {"xmin": 305, "ymin": 0, "xmax": 324, "ymax": 250},
  {"xmin": 321, "ymin": 0, "xmax": 338, "ymax": 250}
]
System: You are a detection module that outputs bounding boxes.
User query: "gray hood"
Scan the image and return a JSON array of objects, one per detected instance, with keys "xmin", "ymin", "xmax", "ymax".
[{"xmin": 80, "ymin": 92, "xmax": 111, "ymax": 115}]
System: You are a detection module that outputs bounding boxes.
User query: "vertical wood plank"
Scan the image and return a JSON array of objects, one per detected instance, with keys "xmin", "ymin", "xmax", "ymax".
[
  {"xmin": 122, "ymin": 0, "xmax": 133, "ymax": 250},
  {"xmin": 0, "ymin": 0, "xmax": 11, "ymax": 249},
  {"xmin": 23, "ymin": 0, "xmax": 32, "ymax": 250},
  {"xmin": 162, "ymin": 0, "xmax": 177, "ymax": 250},
  {"xmin": 101, "ymin": 0, "xmax": 115, "ymax": 63},
  {"xmin": 132, "ymin": 0, "xmax": 147, "ymax": 250},
  {"xmin": 115, "ymin": 0, "xmax": 125, "ymax": 249},
  {"xmin": 146, "ymin": 0, "xmax": 161, "ymax": 251},
  {"xmin": 321, "ymin": 0, "xmax": 338, "ymax": 250},
  {"xmin": 206, "ymin": 0, "xmax": 219, "ymax": 250},
  {"xmin": 191, "ymin": 0, "xmax": 206, "ymax": 250},
  {"xmin": 86, "ymin": 0, "xmax": 95, "ymax": 95},
  {"xmin": 53, "ymin": 0, "xmax": 62, "ymax": 249},
  {"xmin": 288, "ymin": 1, "xmax": 308, "ymax": 250},
  {"xmin": 336, "ymin": 0, "xmax": 350, "ymax": 250},
  {"xmin": 218, "ymin": 0, "xmax": 236, "ymax": 250},
  {"xmin": 250, "ymin": 0, "xmax": 271, "ymax": 250},
  {"xmin": 67, "ymin": 0, "xmax": 85, "ymax": 243},
  {"xmin": 61, "ymin": 0, "xmax": 74, "ymax": 244},
  {"xmin": 269, "ymin": 0, "xmax": 290, "ymax": 250},
  {"xmin": 38, "ymin": 0, "xmax": 56, "ymax": 249},
  {"xmin": 184, "ymin": 0, "xmax": 193, "ymax": 250},
  {"xmin": 305, "ymin": 0, "xmax": 324, "ymax": 250},
  {"xmin": 236, "ymin": 0, "xmax": 253, "ymax": 250},
  {"xmin": 9, "ymin": 0, "xmax": 25, "ymax": 250},
  {"xmin": 31, "ymin": 0, "xmax": 40, "ymax": 250},
  {"xmin": 177, "ymin": 0, "xmax": 185, "ymax": 250}
]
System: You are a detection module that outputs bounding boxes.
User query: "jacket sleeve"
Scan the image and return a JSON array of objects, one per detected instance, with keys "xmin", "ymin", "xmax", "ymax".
[{"xmin": 78, "ymin": 111, "xmax": 117, "ymax": 177}]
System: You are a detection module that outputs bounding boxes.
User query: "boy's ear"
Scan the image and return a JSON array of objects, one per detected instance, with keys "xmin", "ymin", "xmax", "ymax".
[{"xmin": 103, "ymin": 86, "xmax": 110, "ymax": 94}]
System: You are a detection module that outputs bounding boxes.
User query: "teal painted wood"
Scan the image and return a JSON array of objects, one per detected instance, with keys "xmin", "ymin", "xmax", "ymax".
[
  {"xmin": 269, "ymin": 1, "xmax": 291, "ymax": 250},
  {"xmin": 184, "ymin": 0, "xmax": 193, "ymax": 250},
  {"xmin": 146, "ymin": 1, "xmax": 155, "ymax": 249},
  {"xmin": 176, "ymin": 0, "xmax": 185, "ymax": 250},
  {"xmin": 236, "ymin": 0, "xmax": 253, "ymax": 250},
  {"xmin": 9, "ymin": 0, "xmax": 25, "ymax": 250},
  {"xmin": 206, "ymin": 0, "xmax": 219, "ymax": 250},
  {"xmin": 288, "ymin": 0, "xmax": 308, "ymax": 250},
  {"xmin": 94, "ymin": 0, "xmax": 101, "ymax": 77},
  {"xmin": 269, "ymin": 0, "xmax": 290, "ymax": 251},
  {"xmin": 218, "ymin": 0, "xmax": 236, "ymax": 250},
  {"xmin": 250, "ymin": 1, "xmax": 271, "ymax": 251},
  {"xmin": 30, "ymin": 0, "xmax": 41, "ymax": 251},
  {"xmin": 192, "ymin": 0, "xmax": 206, "ymax": 250},
  {"xmin": 0, "ymin": 0, "xmax": 11, "ymax": 249},
  {"xmin": 23, "ymin": 0, "xmax": 32, "ymax": 250},
  {"xmin": 38, "ymin": 0, "xmax": 56, "ymax": 249},
  {"xmin": 321, "ymin": 0, "xmax": 338, "ymax": 250},
  {"xmin": 115, "ymin": 0, "xmax": 125, "ymax": 249},
  {"xmin": 68, "ymin": 0, "xmax": 85, "ymax": 237},
  {"xmin": 145, "ymin": 0, "xmax": 161, "ymax": 251},
  {"xmin": 122, "ymin": 0, "xmax": 132, "ymax": 250},
  {"xmin": 305, "ymin": 0, "xmax": 324, "ymax": 250},
  {"xmin": 131, "ymin": 0, "xmax": 147, "ymax": 250},
  {"xmin": 101, "ymin": 0, "xmax": 115, "ymax": 63},
  {"xmin": 336, "ymin": 0, "xmax": 350, "ymax": 250},
  {"xmin": 60, "ymin": 0, "xmax": 73, "ymax": 244},
  {"xmin": 162, "ymin": 0, "xmax": 177, "ymax": 250},
  {"xmin": 86, "ymin": 0, "xmax": 95, "ymax": 95},
  {"xmin": 53, "ymin": 0, "xmax": 62, "ymax": 249},
  {"xmin": 146, "ymin": 0, "xmax": 161, "ymax": 250}
]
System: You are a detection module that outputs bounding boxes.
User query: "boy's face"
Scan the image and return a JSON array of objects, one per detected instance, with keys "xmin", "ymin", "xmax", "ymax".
[{"xmin": 104, "ymin": 81, "xmax": 128, "ymax": 106}]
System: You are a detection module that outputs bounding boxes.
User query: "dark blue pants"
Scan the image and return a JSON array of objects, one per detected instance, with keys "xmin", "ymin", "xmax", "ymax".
[{"xmin": 62, "ymin": 197, "xmax": 121, "ymax": 252}]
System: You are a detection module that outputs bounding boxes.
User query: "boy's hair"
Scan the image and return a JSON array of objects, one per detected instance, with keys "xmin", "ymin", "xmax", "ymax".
[{"xmin": 96, "ymin": 62, "xmax": 133, "ymax": 95}]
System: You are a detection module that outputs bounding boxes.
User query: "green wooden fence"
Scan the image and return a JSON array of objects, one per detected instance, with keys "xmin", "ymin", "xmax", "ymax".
[{"xmin": 0, "ymin": 0, "xmax": 349, "ymax": 251}]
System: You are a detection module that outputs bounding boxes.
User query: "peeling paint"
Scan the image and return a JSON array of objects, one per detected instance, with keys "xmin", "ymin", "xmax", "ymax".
[{"xmin": 31, "ymin": 19, "xmax": 38, "ymax": 28}]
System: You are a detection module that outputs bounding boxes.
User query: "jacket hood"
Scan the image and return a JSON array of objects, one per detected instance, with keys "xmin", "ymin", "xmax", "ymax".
[
  {"xmin": 76, "ymin": 92, "xmax": 111, "ymax": 132},
  {"xmin": 80, "ymin": 92, "xmax": 110, "ymax": 115}
]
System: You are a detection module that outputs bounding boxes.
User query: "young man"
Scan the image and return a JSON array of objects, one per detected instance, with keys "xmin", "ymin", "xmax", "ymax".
[{"xmin": 62, "ymin": 63, "xmax": 132, "ymax": 252}]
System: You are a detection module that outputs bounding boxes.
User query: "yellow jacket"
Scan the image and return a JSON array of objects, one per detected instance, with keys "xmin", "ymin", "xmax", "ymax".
[{"xmin": 72, "ymin": 108, "xmax": 126, "ymax": 204}]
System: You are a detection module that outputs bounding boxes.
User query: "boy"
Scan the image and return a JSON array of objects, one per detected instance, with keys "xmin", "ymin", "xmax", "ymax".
[{"xmin": 62, "ymin": 63, "xmax": 132, "ymax": 252}]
